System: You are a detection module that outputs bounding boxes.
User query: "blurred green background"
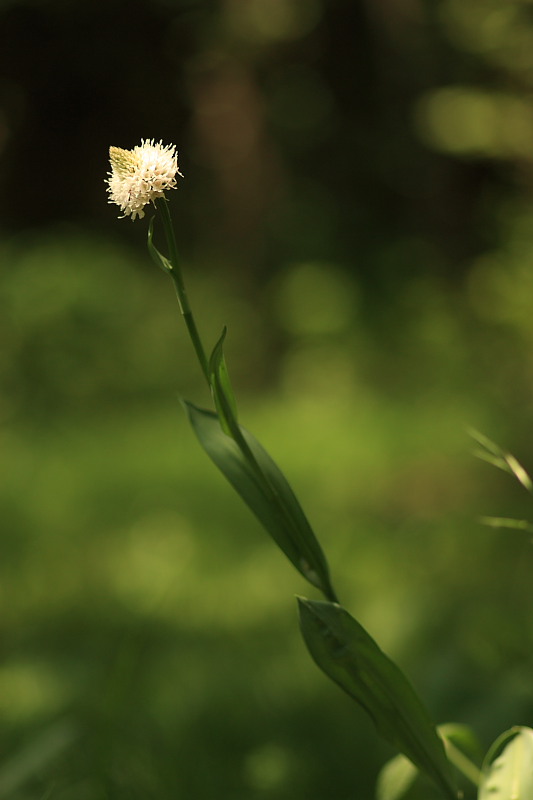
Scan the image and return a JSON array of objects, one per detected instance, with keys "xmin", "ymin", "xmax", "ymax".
[{"xmin": 2, "ymin": 0, "xmax": 533, "ymax": 797}]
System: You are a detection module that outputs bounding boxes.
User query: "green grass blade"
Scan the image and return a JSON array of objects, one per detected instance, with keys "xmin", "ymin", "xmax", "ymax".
[
  {"xmin": 297, "ymin": 598, "xmax": 458, "ymax": 800},
  {"xmin": 478, "ymin": 516, "xmax": 533, "ymax": 534},
  {"xmin": 469, "ymin": 428, "xmax": 533, "ymax": 492}
]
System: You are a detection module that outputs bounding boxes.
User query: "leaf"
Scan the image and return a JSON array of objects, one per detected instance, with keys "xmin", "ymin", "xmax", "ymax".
[
  {"xmin": 469, "ymin": 428, "xmax": 533, "ymax": 493},
  {"xmin": 208, "ymin": 328, "xmax": 239, "ymax": 438},
  {"xmin": 297, "ymin": 598, "xmax": 457, "ymax": 800},
  {"xmin": 377, "ymin": 723, "xmax": 483, "ymax": 800},
  {"xmin": 439, "ymin": 723, "xmax": 481, "ymax": 755},
  {"xmin": 479, "ymin": 727, "xmax": 533, "ymax": 800},
  {"xmin": 505, "ymin": 454, "xmax": 533, "ymax": 493},
  {"xmin": 377, "ymin": 753, "xmax": 419, "ymax": 800},
  {"xmin": 478, "ymin": 516, "xmax": 533, "ymax": 535},
  {"xmin": 147, "ymin": 217, "xmax": 172, "ymax": 274},
  {"xmin": 183, "ymin": 401, "xmax": 337, "ymax": 601},
  {"xmin": 439, "ymin": 723, "xmax": 483, "ymax": 788}
]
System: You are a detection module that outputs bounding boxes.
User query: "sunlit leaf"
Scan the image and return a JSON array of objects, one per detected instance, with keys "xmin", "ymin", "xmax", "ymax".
[
  {"xmin": 377, "ymin": 752, "xmax": 419, "ymax": 800},
  {"xmin": 478, "ymin": 516, "xmax": 533, "ymax": 534},
  {"xmin": 469, "ymin": 428, "xmax": 532, "ymax": 492},
  {"xmin": 439, "ymin": 723, "xmax": 482, "ymax": 788},
  {"xmin": 479, "ymin": 727, "xmax": 533, "ymax": 800},
  {"xmin": 297, "ymin": 598, "xmax": 457, "ymax": 800},
  {"xmin": 377, "ymin": 723, "xmax": 483, "ymax": 800},
  {"xmin": 504, "ymin": 454, "xmax": 533, "ymax": 493},
  {"xmin": 183, "ymin": 402, "xmax": 337, "ymax": 601}
]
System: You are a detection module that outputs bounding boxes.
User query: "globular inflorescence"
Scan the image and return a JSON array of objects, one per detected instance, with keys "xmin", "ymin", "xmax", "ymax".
[{"xmin": 106, "ymin": 139, "xmax": 183, "ymax": 220}]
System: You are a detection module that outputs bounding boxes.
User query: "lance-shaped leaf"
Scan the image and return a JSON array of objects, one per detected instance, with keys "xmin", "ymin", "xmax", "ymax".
[
  {"xmin": 183, "ymin": 401, "xmax": 337, "ymax": 601},
  {"xmin": 297, "ymin": 598, "xmax": 457, "ymax": 800},
  {"xmin": 479, "ymin": 727, "xmax": 533, "ymax": 800}
]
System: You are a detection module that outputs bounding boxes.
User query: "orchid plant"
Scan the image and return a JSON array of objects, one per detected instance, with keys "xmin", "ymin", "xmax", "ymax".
[{"xmin": 106, "ymin": 139, "xmax": 533, "ymax": 800}]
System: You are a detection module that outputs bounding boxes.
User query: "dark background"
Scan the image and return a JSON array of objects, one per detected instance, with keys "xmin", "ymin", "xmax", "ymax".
[{"xmin": 1, "ymin": 1, "xmax": 533, "ymax": 798}]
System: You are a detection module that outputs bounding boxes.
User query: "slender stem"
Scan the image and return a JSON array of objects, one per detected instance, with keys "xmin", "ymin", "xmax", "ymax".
[
  {"xmin": 155, "ymin": 197, "xmax": 338, "ymax": 604},
  {"xmin": 217, "ymin": 385, "xmax": 338, "ymax": 603},
  {"xmin": 444, "ymin": 739, "xmax": 482, "ymax": 788},
  {"xmin": 157, "ymin": 198, "xmax": 210, "ymax": 384}
]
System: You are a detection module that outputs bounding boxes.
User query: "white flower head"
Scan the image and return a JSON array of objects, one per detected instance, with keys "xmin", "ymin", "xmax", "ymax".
[{"xmin": 106, "ymin": 139, "xmax": 183, "ymax": 220}]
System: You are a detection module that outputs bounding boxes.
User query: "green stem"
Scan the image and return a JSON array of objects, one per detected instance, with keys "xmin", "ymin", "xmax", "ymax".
[
  {"xmin": 155, "ymin": 197, "xmax": 338, "ymax": 604},
  {"xmin": 444, "ymin": 739, "xmax": 482, "ymax": 788},
  {"xmin": 157, "ymin": 198, "xmax": 210, "ymax": 384}
]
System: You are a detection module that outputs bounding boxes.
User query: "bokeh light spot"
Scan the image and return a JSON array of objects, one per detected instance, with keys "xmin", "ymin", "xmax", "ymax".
[
  {"xmin": 228, "ymin": 0, "xmax": 322, "ymax": 43},
  {"xmin": 275, "ymin": 261, "xmax": 358, "ymax": 337},
  {"xmin": 244, "ymin": 742, "xmax": 292, "ymax": 791},
  {"xmin": 415, "ymin": 87, "xmax": 533, "ymax": 159}
]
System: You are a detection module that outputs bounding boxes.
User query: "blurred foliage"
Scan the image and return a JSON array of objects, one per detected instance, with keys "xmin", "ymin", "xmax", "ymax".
[{"xmin": 2, "ymin": 0, "xmax": 533, "ymax": 798}]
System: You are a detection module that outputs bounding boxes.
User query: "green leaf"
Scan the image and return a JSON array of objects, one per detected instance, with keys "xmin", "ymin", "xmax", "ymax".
[
  {"xmin": 147, "ymin": 217, "xmax": 172, "ymax": 274},
  {"xmin": 297, "ymin": 598, "xmax": 457, "ymax": 800},
  {"xmin": 183, "ymin": 401, "xmax": 337, "ymax": 600},
  {"xmin": 479, "ymin": 727, "xmax": 533, "ymax": 800},
  {"xmin": 478, "ymin": 516, "xmax": 533, "ymax": 535},
  {"xmin": 377, "ymin": 753, "xmax": 419, "ymax": 800},
  {"xmin": 208, "ymin": 328, "xmax": 239, "ymax": 438},
  {"xmin": 439, "ymin": 723, "xmax": 482, "ymax": 788},
  {"xmin": 469, "ymin": 428, "xmax": 533, "ymax": 493},
  {"xmin": 377, "ymin": 724, "xmax": 483, "ymax": 800}
]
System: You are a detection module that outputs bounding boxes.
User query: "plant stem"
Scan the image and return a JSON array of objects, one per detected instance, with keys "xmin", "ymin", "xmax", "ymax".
[
  {"xmin": 444, "ymin": 739, "xmax": 482, "ymax": 788},
  {"xmin": 157, "ymin": 198, "xmax": 210, "ymax": 384},
  {"xmin": 156, "ymin": 197, "xmax": 338, "ymax": 604}
]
